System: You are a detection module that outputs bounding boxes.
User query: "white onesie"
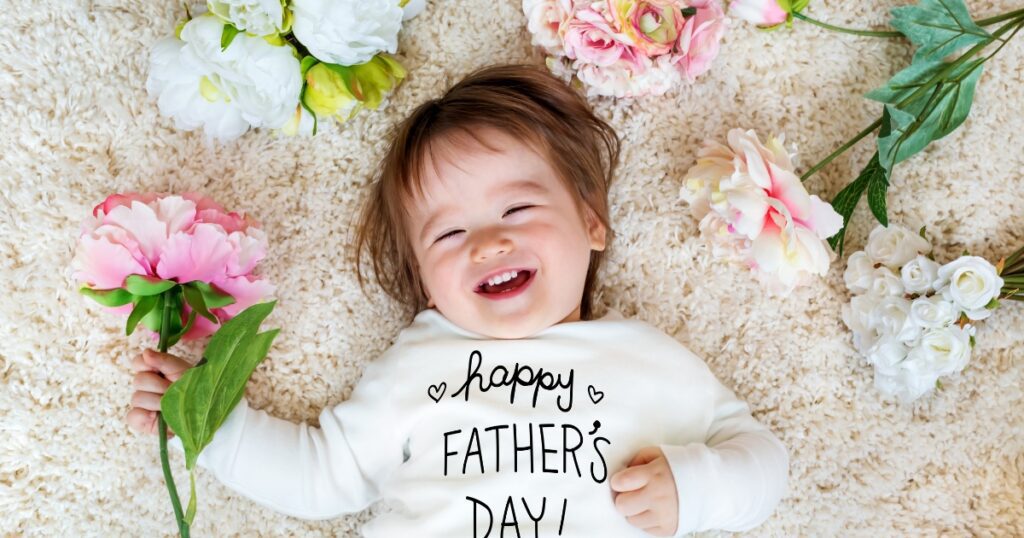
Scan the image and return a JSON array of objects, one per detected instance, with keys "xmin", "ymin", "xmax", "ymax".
[{"xmin": 170, "ymin": 307, "xmax": 789, "ymax": 537}]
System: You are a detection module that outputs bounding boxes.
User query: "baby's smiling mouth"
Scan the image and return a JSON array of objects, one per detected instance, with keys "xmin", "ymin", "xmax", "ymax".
[{"xmin": 474, "ymin": 268, "xmax": 536, "ymax": 295}]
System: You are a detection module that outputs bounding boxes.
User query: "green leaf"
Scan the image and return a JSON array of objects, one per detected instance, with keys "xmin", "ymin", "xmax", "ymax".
[
  {"xmin": 300, "ymin": 56, "xmax": 318, "ymax": 76},
  {"xmin": 79, "ymin": 286, "xmax": 134, "ymax": 307},
  {"xmin": 866, "ymin": 166, "xmax": 890, "ymax": 226},
  {"xmin": 221, "ymin": 23, "xmax": 240, "ymax": 51},
  {"xmin": 187, "ymin": 281, "xmax": 236, "ymax": 309},
  {"xmin": 827, "ymin": 152, "xmax": 890, "ymax": 254},
  {"xmin": 183, "ymin": 284, "xmax": 218, "ymax": 324},
  {"xmin": 323, "ymin": 63, "xmax": 364, "ymax": 101},
  {"xmin": 185, "ymin": 469, "xmax": 197, "ymax": 525},
  {"xmin": 161, "ymin": 301, "xmax": 280, "ymax": 471},
  {"xmin": 870, "ymin": 59, "xmax": 984, "ymax": 172},
  {"xmin": 166, "ymin": 310, "xmax": 198, "ymax": 349},
  {"xmin": 890, "ymin": 0, "xmax": 990, "ymax": 61},
  {"xmin": 124, "ymin": 275, "xmax": 177, "ymax": 297},
  {"xmin": 126, "ymin": 294, "xmax": 159, "ymax": 336},
  {"xmin": 680, "ymin": 7, "xmax": 696, "ymax": 17}
]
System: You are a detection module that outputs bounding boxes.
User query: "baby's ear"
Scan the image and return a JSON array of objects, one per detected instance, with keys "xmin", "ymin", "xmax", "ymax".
[{"xmin": 584, "ymin": 206, "xmax": 607, "ymax": 252}]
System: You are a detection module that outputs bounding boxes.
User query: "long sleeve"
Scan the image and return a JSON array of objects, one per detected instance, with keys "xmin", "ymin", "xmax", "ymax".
[
  {"xmin": 658, "ymin": 361, "xmax": 789, "ymax": 536},
  {"xmin": 167, "ymin": 355, "xmax": 404, "ymax": 520}
]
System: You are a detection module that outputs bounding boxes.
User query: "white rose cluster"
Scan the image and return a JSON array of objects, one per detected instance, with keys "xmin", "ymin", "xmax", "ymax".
[
  {"xmin": 841, "ymin": 224, "xmax": 1004, "ymax": 403},
  {"xmin": 145, "ymin": 1, "xmax": 425, "ymax": 142}
]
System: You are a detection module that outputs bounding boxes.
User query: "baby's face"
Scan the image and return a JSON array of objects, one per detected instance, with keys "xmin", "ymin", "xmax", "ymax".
[{"xmin": 404, "ymin": 126, "xmax": 606, "ymax": 339}]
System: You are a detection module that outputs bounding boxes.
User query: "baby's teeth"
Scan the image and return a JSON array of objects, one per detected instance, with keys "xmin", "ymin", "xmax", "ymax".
[{"xmin": 486, "ymin": 271, "xmax": 519, "ymax": 287}]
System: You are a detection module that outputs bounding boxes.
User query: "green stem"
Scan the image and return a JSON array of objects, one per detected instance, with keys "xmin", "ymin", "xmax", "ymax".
[
  {"xmin": 977, "ymin": 8, "xmax": 1024, "ymax": 27},
  {"xmin": 792, "ymin": 12, "xmax": 904, "ymax": 38},
  {"xmin": 801, "ymin": 118, "xmax": 883, "ymax": 181},
  {"xmin": 801, "ymin": 14, "xmax": 1024, "ymax": 182},
  {"xmin": 791, "ymin": 8, "xmax": 1024, "ymax": 38},
  {"xmin": 157, "ymin": 291, "xmax": 190, "ymax": 538},
  {"xmin": 1006, "ymin": 244, "xmax": 1024, "ymax": 265},
  {"xmin": 895, "ymin": 15, "xmax": 1024, "ymax": 109}
]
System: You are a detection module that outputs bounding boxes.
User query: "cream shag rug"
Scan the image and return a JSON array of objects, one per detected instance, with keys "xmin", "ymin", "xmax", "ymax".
[{"xmin": 1, "ymin": 0, "xmax": 1022, "ymax": 536}]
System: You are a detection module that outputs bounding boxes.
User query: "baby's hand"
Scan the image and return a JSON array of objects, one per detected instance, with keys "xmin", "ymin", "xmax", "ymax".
[
  {"xmin": 125, "ymin": 349, "xmax": 193, "ymax": 439},
  {"xmin": 610, "ymin": 446, "xmax": 679, "ymax": 537}
]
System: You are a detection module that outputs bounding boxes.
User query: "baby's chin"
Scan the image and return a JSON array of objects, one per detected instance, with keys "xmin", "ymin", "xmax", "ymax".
[{"xmin": 453, "ymin": 307, "xmax": 557, "ymax": 339}]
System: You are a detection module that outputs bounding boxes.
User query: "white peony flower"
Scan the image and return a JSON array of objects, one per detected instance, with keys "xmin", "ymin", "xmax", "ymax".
[
  {"xmin": 935, "ymin": 256, "xmax": 1004, "ymax": 320},
  {"xmin": 869, "ymin": 296, "xmax": 920, "ymax": 344},
  {"xmin": 908, "ymin": 296, "xmax": 957, "ymax": 330},
  {"xmin": 292, "ymin": 0, "xmax": 404, "ymax": 66},
  {"xmin": 146, "ymin": 36, "xmax": 251, "ymax": 142},
  {"xmin": 146, "ymin": 14, "xmax": 303, "ymax": 141},
  {"xmin": 402, "ymin": 0, "xmax": 427, "ymax": 20},
  {"xmin": 866, "ymin": 266, "xmax": 904, "ymax": 299},
  {"xmin": 208, "ymin": 0, "xmax": 287, "ymax": 36},
  {"xmin": 865, "ymin": 224, "xmax": 932, "ymax": 268},
  {"xmin": 904, "ymin": 325, "xmax": 972, "ymax": 379},
  {"xmin": 900, "ymin": 255, "xmax": 940, "ymax": 295},
  {"xmin": 843, "ymin": 251, "xmax": 875, "ymax": 294}
]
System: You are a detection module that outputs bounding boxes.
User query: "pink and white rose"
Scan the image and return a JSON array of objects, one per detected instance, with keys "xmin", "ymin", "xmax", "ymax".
[{"xmin": 681, "ymin": 128, "xmax": 843, "ymax": 294}]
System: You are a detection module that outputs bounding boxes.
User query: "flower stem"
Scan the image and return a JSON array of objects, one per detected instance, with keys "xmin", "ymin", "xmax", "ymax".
[
  {"xmin": 801, "ymin": 14, "xmax": 1024, "ymax": 182},
  {"xmin": 791, "ymin": 12, "xmax": 904, "ymax": 38},
  {"xmin": 977, "ymin": 8, "xmax": 1024, "ymax": 27},
  {"xmin": 801, "ymin": 118, "xmax": 883, "ymax": 181},
  {"xmin": 157, "ymin": 291, "xmax": 190, "ymax": 538}
]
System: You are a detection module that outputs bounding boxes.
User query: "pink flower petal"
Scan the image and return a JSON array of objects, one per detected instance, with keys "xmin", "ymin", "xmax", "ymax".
[
  {"xmin": 768, "ymin": 162, "xmax": 811, "ymax": 221},
  {"xmin": 154, "ymin": 195, "xmax": 198, "ymax": 237},
  {"xmin": 73, "ymin": 235, "xmax": 149, "ymax": 289},
  {"xmin": 226, "ymin": 229, "xmax": 268, "ymax": 277},
  {"xmin": 808, "ymin": 195, "xmax": 844, "ymax": 238},
  {"xmin": 93, "ymin": 192, "xmax": 160, "ymax": 218},
  {"xmin": 103, "ymin": 201, "xmax": 172, "ymax": 264},
  {"xmin": 156, "ymin": 223, "xmax": 234, "ymax": 284},
  {"xmin": 181, "ymin": 275, "xmax": 275, "ymax": 340},
  {"xmin": 197, "ymin": 208, "xmax": 247, "ymax": 234}
]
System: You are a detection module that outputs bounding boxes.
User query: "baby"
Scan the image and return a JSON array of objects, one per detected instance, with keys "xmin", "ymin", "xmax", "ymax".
[{"xmin": 127, "ymin": 64, "xmax": 789, "ymax": 537}]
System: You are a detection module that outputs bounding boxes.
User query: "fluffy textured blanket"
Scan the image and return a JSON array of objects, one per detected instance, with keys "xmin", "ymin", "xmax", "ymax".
[{"xmin": 1, "ymin": 0, "xmax": 1022, "ymax": 535}]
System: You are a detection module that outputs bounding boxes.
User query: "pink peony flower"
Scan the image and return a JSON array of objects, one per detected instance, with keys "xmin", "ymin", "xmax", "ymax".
[
  {"xmin": 73, "ymin": 192, "xmax": 274, "ymax": 339},
  {"xmin": 564, "ymin": 6, "xmax": 638, "ymax": 67},
  {"xmin": 523, "ymin": 0, "xmax": 727, "ymax": 97},
  {"xmin": 523, "ymin": 0, "xmax": 574, "ymax": 54},
  {"xmin": 681, "ymin": 128, "xmax": 844, "ymax": 293},
  {"xmin": 727, "ymin": 0, "xmax": 789, "ymax": 28},
  {"xmin": 674, "ymin": 0, "xmax": 728, "ymax": 82}
]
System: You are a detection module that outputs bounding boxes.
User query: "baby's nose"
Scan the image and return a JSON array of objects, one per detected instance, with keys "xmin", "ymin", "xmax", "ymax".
[{"xmin": 471, "ymin": 234, "xmax": 514, "ymax": 262}]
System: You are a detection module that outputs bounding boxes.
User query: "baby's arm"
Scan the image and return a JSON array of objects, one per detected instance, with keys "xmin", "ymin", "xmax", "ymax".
[
  {"xmin": 657, "ymin": 359, "xmax": 789, "ymax": 536},
  {"xmin": 162, "ymin": 353, "xmax": 403, "ymax": 520}
]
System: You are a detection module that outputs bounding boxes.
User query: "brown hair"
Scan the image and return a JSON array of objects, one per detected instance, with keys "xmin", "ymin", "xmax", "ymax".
[{"xmin": 352, "ymin": 63, "xmax": 620, "ymax": 325}]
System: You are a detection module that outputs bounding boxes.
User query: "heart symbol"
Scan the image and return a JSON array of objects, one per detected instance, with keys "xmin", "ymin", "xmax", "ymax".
[
  {"xmin": 588, "ymin": 385, "xmax": 604, "ymax": 405},
  {"xmin": 427, "ymin": 382, "xmax": 446, "ymax": 403}
]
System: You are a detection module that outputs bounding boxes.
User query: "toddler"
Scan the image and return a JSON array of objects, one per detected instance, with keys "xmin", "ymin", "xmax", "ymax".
[{"xmin": 127, "ymin": 64, "xmax": 789, "ymax": 537}]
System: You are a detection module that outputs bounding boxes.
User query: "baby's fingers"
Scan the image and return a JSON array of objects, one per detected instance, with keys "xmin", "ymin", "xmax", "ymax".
[
  {"xmin": 133, "ymin": 371, "xmax": 171, "ymax": 394},
  {"xmin": 141, "ymin": 349, "xmax": 192, "ymax": 381},
  {"xmin": 125, "ymin": 408, "xmax": 175, "ymax": 438},
  {"xmin": 131, "ymin": 390, "xmax": 164, "ymax": 412}
]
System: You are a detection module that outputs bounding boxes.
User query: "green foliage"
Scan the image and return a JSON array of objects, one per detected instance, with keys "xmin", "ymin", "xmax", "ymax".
[
  {"xmin": 891, "ymin": 0, "xmax": 990, "ymax": 61},
  {"xmin": 161, "ymin": 301, "xmax": 279, "ymax": 472},
  {"xmin": 868, "ymin": 58, "xmax": 984, "ymax": 173}
]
